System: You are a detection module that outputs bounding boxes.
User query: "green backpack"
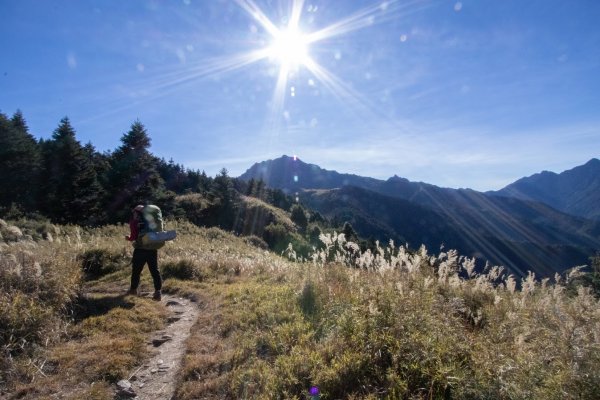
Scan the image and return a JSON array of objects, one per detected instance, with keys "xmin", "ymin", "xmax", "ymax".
[{"xmin": 135, "ymin": 205, "xmax": 165, "ymax": 250}]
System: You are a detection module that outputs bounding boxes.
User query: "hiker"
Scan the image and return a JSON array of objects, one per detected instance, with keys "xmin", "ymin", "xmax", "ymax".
[{"xmin": 126, "ymin": 204, "xmax": 162, "ymax": 301}]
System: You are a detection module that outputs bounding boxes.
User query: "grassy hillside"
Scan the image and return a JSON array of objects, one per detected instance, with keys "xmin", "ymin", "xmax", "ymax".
[
  {"xmin": 301, "ymin": 185, "xmax": 600, "ymax": 278},
  {"xmin": 240, "ymin": 156, "xmax": 600, "ymax": 279},
  {"xmin": 1, "ymin": 219, "xmax": 599, "ymax": 399}
]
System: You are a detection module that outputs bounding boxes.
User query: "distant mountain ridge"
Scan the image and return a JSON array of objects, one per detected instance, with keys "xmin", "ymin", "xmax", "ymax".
[
  {"xmin": 240, "ymin": 155, "xmax": 382, "ymax": 191},
  {"xmin": 240, "ymin": 156, "xmax": 600, "ymax": 277},
  {"xmin": 491, "ymin": 158, "xmax": 600, "ymax": 221}
]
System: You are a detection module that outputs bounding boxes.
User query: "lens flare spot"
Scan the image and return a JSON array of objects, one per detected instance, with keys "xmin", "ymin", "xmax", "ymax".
[{"xmin": 294, "ymin": 175, "xmax": 299, "ymax": 182}]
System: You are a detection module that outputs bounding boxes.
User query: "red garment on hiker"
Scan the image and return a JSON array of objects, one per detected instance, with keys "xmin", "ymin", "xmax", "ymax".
[{"xmin": 126, "ymin": 217, "xmax": 139, "ymax": 241}]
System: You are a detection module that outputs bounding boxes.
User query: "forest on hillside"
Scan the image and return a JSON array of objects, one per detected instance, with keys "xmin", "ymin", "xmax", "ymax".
[
  {"xmin": 0, "ymin": 110, "xmax": 244, "ymax": 223},
  {"xmin": 1, "ymin": 110, "xmax": 370, "ymax": 256}
]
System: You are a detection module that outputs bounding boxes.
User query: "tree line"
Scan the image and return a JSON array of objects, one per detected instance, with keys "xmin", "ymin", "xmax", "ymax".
[{"xmin": 0, "ymin": 110, "xmax": 292, "ymax": 228}]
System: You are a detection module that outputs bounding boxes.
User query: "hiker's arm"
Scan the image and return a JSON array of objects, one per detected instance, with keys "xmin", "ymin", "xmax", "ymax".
[{"xmin": 126, "ymin": 218, "xmax": 139, "ymax": 241}]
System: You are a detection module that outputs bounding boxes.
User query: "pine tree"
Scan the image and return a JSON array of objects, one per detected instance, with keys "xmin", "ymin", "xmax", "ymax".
[
  {"xmin": 343, "ymin": 221, "xmax": 359, "ymax": 242},
  {"xmin": 186, "ymin": 170, "xmax": 211, "ymax": 194},
  {"xmin": 39, "ymin": 117, "xmax": 102, "ymax": 224},
  {"xmin": 270, "ymin": 188, "xmax": 292, "ymax": 211},
  {"xmin": 84, "ymin": 141, "xmax": 111, "ymax": 196},
  {"xmin": 254, "ymin": 179, "xmax": 266, "ymax": 199},
  {"xmin": 107, "ymin": 120, "xmax": 164, "ymax": 222},
  {"xmin": 158, "ymin": 158, "xmax": 189, "ymax": 193},
  {"xmin": 208, "ymin": 168, "xmax": 239, "ymax": 229},
  {"xmin": 246, "ymin": 178, "xmax": 256, "ymax": 196},
  {"xmin": 0, "ymin": 110, "xmax": 41, "ymax": 211},
  {"xmin": 290, "ymin": 204, "xmax": 308, "ymax": 232}
]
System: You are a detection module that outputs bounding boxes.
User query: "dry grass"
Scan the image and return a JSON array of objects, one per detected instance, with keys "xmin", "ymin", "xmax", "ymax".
[
  {"xmin": 0, "ymin": 221, "xmax": 173, "ymax": 398},
  {"xmin": 170, "ymin": 233, "xmax": 600, "ymax": 399},
  {"xmin": 239, "ymin": 195, "xmax": 296, "ymax": 231},
  {"xmin": 2, "ymin": 219, "xmax": 600, "ymax": 399}
]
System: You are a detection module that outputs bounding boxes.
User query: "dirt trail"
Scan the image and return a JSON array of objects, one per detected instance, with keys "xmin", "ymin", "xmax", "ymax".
[{"xmin": 116, "ymin": 293, "xmax": 200, "ymax": 400}]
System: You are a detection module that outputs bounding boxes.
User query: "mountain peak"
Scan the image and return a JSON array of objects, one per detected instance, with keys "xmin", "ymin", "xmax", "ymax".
[
  {"xmin": 387, "ymin": 174, "xmax": 409, "ymax": 183},
  {"xmin": 494, "ymin": 158, "xmax": 600, "ymax": 220},
  {"xmin": 239, "ymin": 155, "xmax": 382, "ymax": 191}
]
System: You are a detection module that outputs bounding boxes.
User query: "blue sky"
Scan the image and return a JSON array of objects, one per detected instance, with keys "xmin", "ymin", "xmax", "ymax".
[{"xmin": 1, "ymin": 0, "xmax": 599, "ymax": 191}]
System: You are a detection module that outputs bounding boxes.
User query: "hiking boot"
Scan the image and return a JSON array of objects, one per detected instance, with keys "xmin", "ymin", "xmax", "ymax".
[
  {"xmin": 152, "ymin": 290, "xmax": 162, "ymax": 301},
  {"xmin": 126, "ymin": 288, "xmax": 139, "ymax": 296}
]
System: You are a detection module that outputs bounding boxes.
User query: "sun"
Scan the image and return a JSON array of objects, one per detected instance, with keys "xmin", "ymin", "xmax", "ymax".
[
  {"xmin": 223, "ymin": 0, "xmax": 408, "ymax": 131},
  {"xmin": 268, "ymin": 27, "xmax": 310, "ymax": 68}
]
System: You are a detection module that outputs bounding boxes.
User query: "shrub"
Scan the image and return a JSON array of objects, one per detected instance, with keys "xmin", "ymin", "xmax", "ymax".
[
  {"xmin": 0, "ymin": 291, "xmax": 59, "ymax": 356},
  {"xmin": 1, "ymin": 225, "xmax": 23, "ymax": 242},
  {"xmin": 78, "ymin": 248, "xmax": 128, "ymax": 280},
  {"xmin": 206, "ymin": 227, "xmax": 229, "ymax": 241},
  {"xmin": 0, "ymin": 244, "xmax": 81, "ymax": 365},
  {"xmin": 175, "ymin": 193, "xmax": 211, "ymax": 226},
  {"xmin": 162, "ymin": 259, "xmax": 206, "ymax": 281},
  {"xmin": 263, "ymin": 223, "xmax": 290, "ymax": 250},
  {"xmin": 243, "ymin": 235, "xmax": 269, "ymax": 250},
  {"xmin": 290, "ymin": 205, "xmax": 308, "ymax": 232}
]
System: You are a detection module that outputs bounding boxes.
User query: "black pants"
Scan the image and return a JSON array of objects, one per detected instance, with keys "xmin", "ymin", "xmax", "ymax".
[{"xmin": 130, "ymin": 248, "xmax": 162, "ymax": 292}]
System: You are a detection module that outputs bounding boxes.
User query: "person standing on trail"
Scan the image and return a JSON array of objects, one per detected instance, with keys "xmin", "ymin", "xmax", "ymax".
[{"xmin": 126, "ymin": 204, "xmax": 163, "ymax": 301}]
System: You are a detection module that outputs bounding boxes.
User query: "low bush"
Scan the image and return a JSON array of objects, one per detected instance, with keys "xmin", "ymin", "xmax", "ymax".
[
  {"xmin": 243, "ymin": 235, "xmax": 269, "ymax": 250},
  {"xmin": 78, "ymin": 248, "xmax": 128, "ymax": 280},
  {"xmin": 162, "ymin": 259, "xmax": 206, "ymax": 281}
]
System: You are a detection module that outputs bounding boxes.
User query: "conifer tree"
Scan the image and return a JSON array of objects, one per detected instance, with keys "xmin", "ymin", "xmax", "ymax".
[
  {"xmin": 290, "ymin": 204, "xmax": 308, "ymax": 232},
  {"xmin": 186, "ymin": 170, "xmax": 211, "ymax": 194},
  {"xmin": 107, "ymin": 120, "xmax": 164, "ymax": 222},
  {"xmin": 0, "ymin": 110, "xmax": 41, "ymax": 211},
  {"xmin": 84, "ymin": 141, "xmax": 111, "ymax": 194},
  {"xmin": 246, "ymin": 178, "xmax": 256, "ymax": 196},
  {"xmin": 270, "ymin": 187, "xmax": 292, "ymax": 211},
  {"xmin": 342, "ymin": 221, "xmax": 359, "ymax": 242},
  {"xmin": 39, "ymin": 117, "xmax": 102, "ymax": 224},
  {"xmin": 158, "ymin": 158, "xmax": 189, "ymax": 193},
  {"xmin": 209, "ymin": 168, "xmax": 239, "ymax": 228}
]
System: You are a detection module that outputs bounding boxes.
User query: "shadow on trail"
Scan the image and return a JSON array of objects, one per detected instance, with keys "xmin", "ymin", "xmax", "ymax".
[{"xmin": 73, "ymin": 293, "xmax": 135, "ymax": 321}]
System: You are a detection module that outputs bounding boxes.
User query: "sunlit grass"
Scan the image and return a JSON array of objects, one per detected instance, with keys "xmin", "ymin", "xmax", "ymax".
[
  {"xmin": 1, "ymin": 218, "xmax": 599, "ymax": 398},
  {"xmin": 171, "ymin": 232, "xmax": 600, "ymax": 399}
]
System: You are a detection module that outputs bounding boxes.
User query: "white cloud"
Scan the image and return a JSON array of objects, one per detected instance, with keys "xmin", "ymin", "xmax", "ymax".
[
  {"xmin": 262, "ymin": 119, "xmax": 600, "ymax": 191},
  {"xmin": 67, "ymin": 52, "xmax": 77, "ymax": 69}
]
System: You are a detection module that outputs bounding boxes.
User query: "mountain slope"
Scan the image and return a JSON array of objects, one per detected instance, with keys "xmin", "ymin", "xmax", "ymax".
[
  {"xmin": 241, "ymin": 156, "xmax": 600, "ymax": 276},
  {"xmin": 301, "ymin": 185, "xmax": 600, "ymax": 276},
  {"xmin": 301, "ymin": 186, "xmax": 468, "ymax": 251},
  {"xmin": 492, "ymin": 158, "xmax": 600, "ymax": 220}
]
